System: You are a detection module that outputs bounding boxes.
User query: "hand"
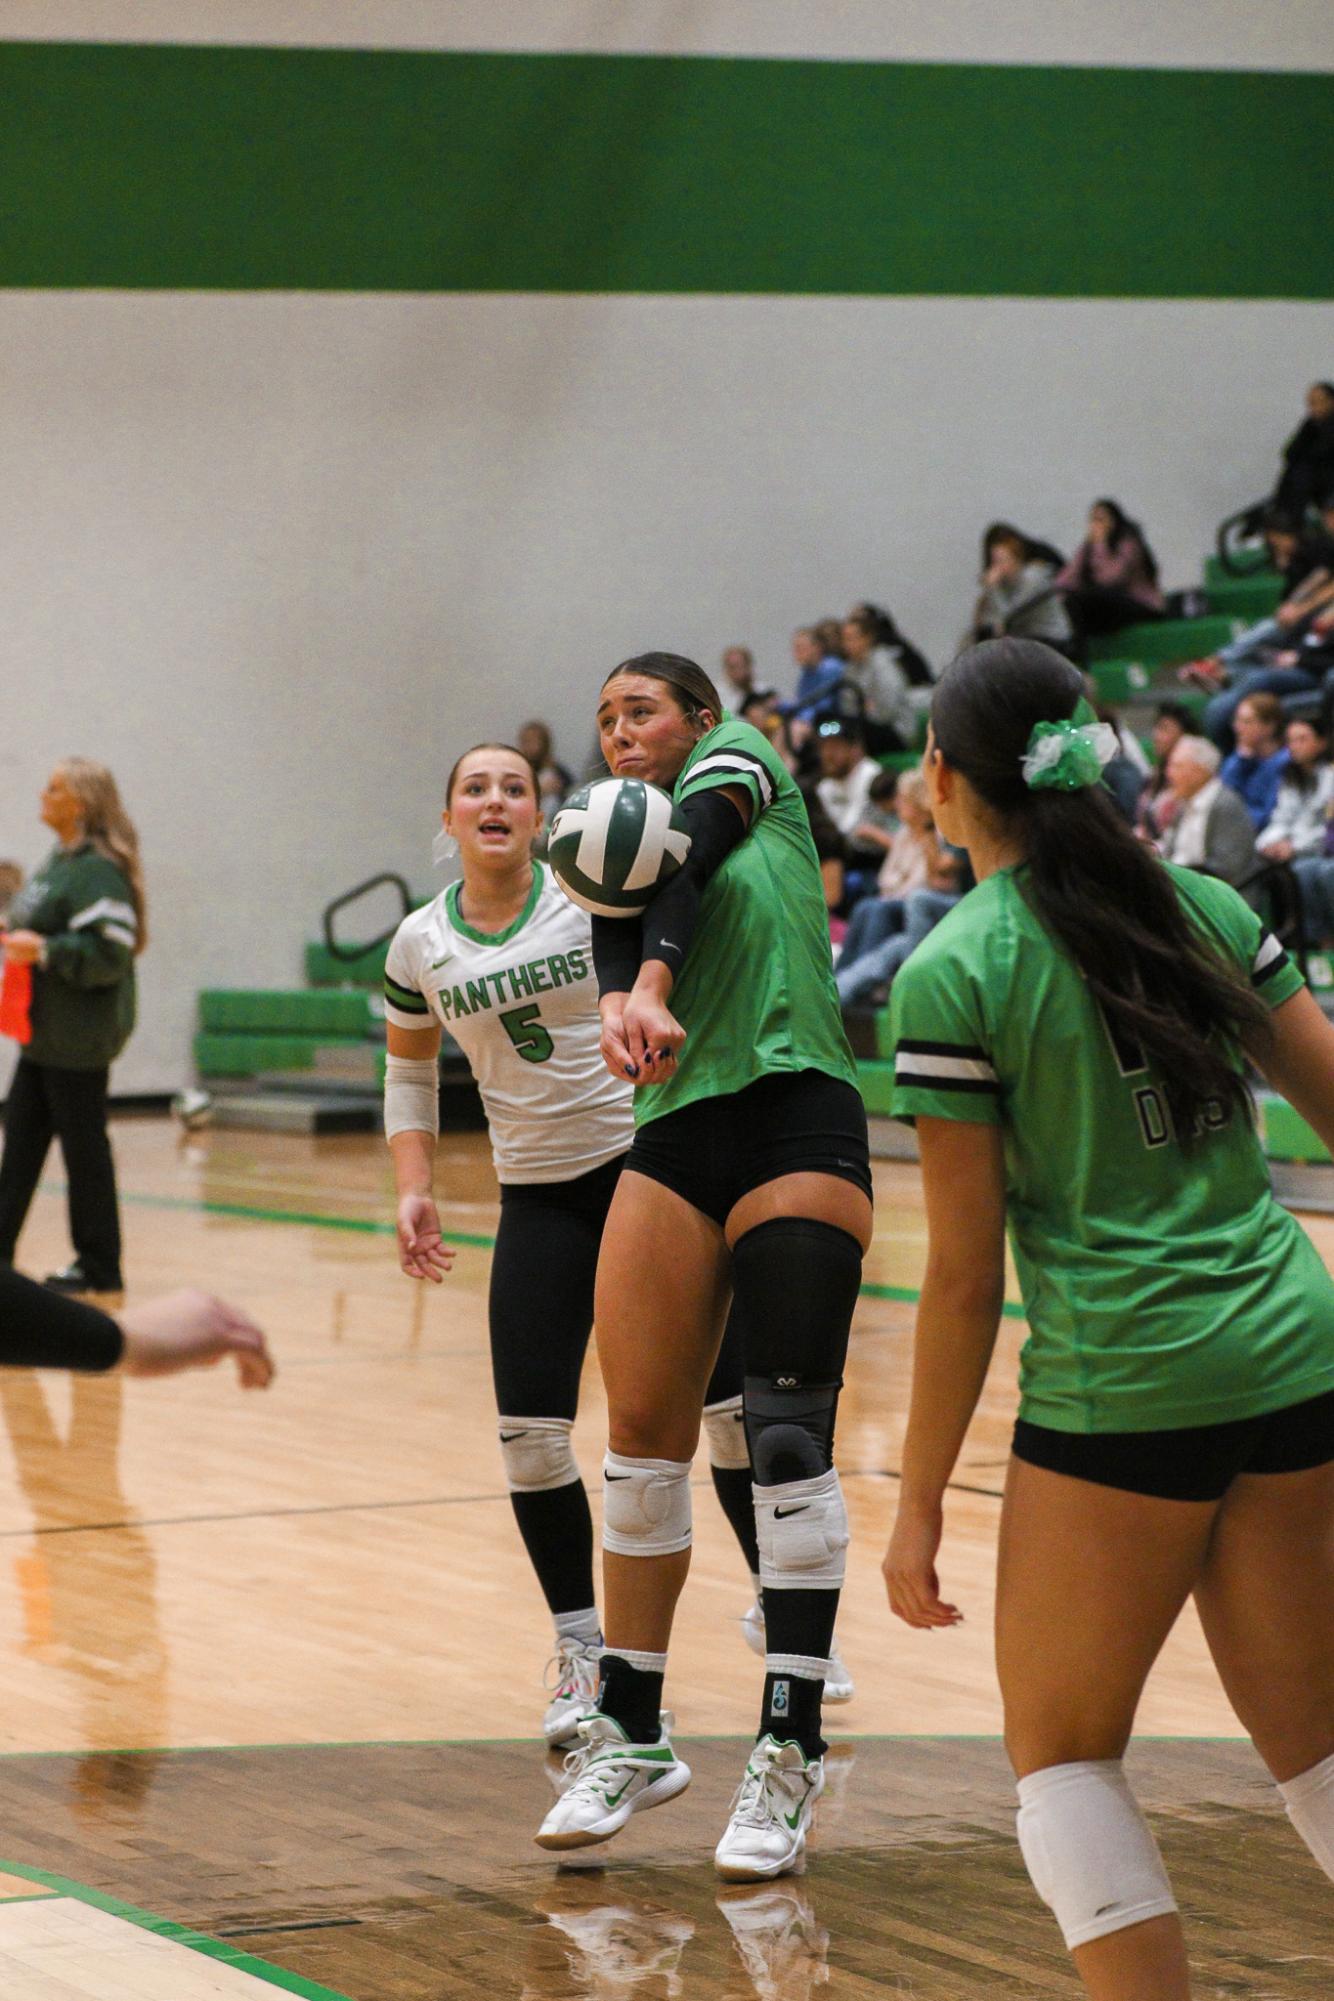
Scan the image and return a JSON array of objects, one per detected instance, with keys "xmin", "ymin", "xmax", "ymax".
[
  {"xmin": 118, "ymin": 1290, "xmax": 274, "ymax": 1388},
  {"xmin": 1267, "ymin": 838, "xmax": 1295, "ymax": 863},
  {"xmin": 1277, "ymin": 601, "xmax": 1303, "ymax": 629},
  {"xmin": 396, "ymin": 1192, "xmax": 454, "ymax": 1283},
  {"xmin": 598, "ymin": 992, "xmax": 638, "ymax": 1082},
  {"xmin": 883, "ymin": 1498, "xmax": 961, "ymax": 1629},
  {"xmin": 621, "ymin": 986, "xmax": 686, "ymax": 1082},
  {"xmin": 2, "ymin": 931, "xmax": 43, "ymax": 965}
]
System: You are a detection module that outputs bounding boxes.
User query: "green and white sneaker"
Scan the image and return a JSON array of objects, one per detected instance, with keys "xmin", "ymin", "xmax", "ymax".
[
  {"xmin": 535, "ymin": 1712, "xmax": 692, "ymax": 1851},
  {"xmin": 714, "ymin": 1735, "xmax": 825, "ymax": 1882},
  {"xmin": 542, "ymin": 1637, "xmax": 602, "ymax": 1750},
  {"xmin": 739, "ymin": 1599, "xmax": 855, "ymax": 1704}
]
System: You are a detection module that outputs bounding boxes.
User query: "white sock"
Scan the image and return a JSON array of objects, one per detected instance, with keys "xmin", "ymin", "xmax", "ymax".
[
  {"xmin": 608, "ymin": 1646, "xmax": 668, "ymax": 1673},
  {"xmin": 554, "ymin": 1606, "xmax": 601, "ymax": 1648},
  {"xmin": 1279, "ymin": 1750, "xmax": 1334, "ymax": 1879}
]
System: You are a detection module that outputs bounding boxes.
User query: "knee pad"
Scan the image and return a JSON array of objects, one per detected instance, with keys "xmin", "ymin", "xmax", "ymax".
[
  {"xmin": 1016, "ymin": 1761, "xmax": 1177, "ymax": 1951},
  {"xmin": 1279, "ymin": 1750, "xmax": 1334, "ymax": 1881},
  {"xmin": 702, "ymin": 1394, "xmax": 750, "ymax": 1471},
  {"xmin": 755, "ymin": 1467, "xmax": 848, "ymax": 1590},
  {"xmin": 496, "ymin": 1416, "xmax": 578, "ymax": 1493},
  {"xmin": 744, "ymin": 1376, "xmax": 840, "ymax": 1484},
  {"xmin": 601, "ymin": 1452, "xmax": 693, "ymax": 1557},
  {"xmin": 732, "ymin": 1218, "xmax": 862, "ymax": 1484}
]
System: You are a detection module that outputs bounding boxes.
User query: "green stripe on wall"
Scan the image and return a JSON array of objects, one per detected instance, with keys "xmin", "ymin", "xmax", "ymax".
[{"xmin": 2, "ymin": 43, "xmax": 1331, "ymax": 296}]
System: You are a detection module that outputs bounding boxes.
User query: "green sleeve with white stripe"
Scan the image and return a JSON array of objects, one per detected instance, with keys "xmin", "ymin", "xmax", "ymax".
[
  {"xmin": 888, "ymin": 948, "xmax": 1001, "ymax": 1126},
  {"xmin": 1168, "ymin": 865, "xmax": 1304, "ymax": 1010},
  {"xmin": 44, "ymin": 858, "xmax": 137, "ymax": 991},
  {"xmin": 675, "ymin": 718, "xmax": 780, "ymax": 823}
]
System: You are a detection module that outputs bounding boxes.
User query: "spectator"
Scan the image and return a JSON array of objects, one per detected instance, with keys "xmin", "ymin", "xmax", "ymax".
[
  {"xmin": 1273, "ymin": 381, "xmax": 1334, "ymax": 518},
  {"xmin": 718, "ymin": 645, "xmax": 774, "ymax": 716},
  {"xmin": 836, "ymin": 772, "xmax": 954, "ymax": 972},
  {"xmin": 835, "ymin": 869, "xmax": 967, "ymax": 1009},
  {"xmin": 1082, "ymin": 678, "xmax": 1149, "ymax": 822},
  {"xmin": 517, "ymin": 719, "xmax": 574, "ymax": 819},
  {"xmin": 839, "ymin": 610, "xmax": 916, "ymax": 752},
  {"xmin": 814, "ymin": 721, "xmax": 881, "ymax": 844},
  {"xmin": 1220, "ymin": 692, "xmax": 1289, "ymax": 831},
  {"xmin": 0, "ymin": 861, "xmax": 22, "ymax": 927},
  {"xmin": 973, "ymin": 524, "xmax": 1074, "ymax": 652},
  {"xmin": 739, "ymin": 689, "xmax": 797, "ymax": 773},
  {"xmin": 777, "ymin": 626, "xmax": 845, "ymax": 731},
  {"xmin": 798, "ymin": 781, "xmax": 847, "ymax": 919},
  {"xmin": 849, "ymin": 601, "xmax": 933, "ymax": 688},
  {"xmin": 1137, "ymin": 701, "xmax": 1196, "ymax": 839},
  {"xmin": 1159, "ymin": 736, "xmax": 1258, "ymax": 890},
  {"xmin": 1193, "ymin": 502, "xmax": 1334, "ymax": 743},
  {"xmin": 1256, "ymin": 716, "xmax": 1334, "ymax": 863},
  {"xmin": 1056, "ymin": 498, "xmax": 1165, "ymax": 638}
]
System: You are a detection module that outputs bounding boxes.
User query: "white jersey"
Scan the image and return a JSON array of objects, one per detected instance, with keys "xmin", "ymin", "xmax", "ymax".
[{"xmin": 383, "ymin": 862, "xmax": 632, "ymax": 1184}]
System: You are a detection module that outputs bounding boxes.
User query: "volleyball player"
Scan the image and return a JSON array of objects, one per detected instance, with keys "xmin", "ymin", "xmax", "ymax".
[
  {"xmin": 536, "ymin": 657, "xmax": 871, "ymax": 1880},
  {"xmin": 382, "ymin": 743, "xmax": 768, "ymax": 1749},
  {"xmin": 884, "ymin": 637, "xmax": 1334, "ymax": 1999}
]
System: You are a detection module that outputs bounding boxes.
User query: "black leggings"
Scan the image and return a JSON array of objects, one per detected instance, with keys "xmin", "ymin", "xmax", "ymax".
[
  {"xmin": 0, "ymin": 1059, "xmax": 121, "ymax": 1286},
  {"xmin": 489, "ymin": 1154, "xmax": 743, "ymax": 1419}
]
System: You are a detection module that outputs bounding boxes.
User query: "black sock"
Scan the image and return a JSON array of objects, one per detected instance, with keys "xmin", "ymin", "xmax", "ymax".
[
  {"xmin": 510, "ymin": 1482, "xmax": 595, "ymax": 1615},
  {"xmin": 597, "ymin": 1654, "xmax": 663, "ymax": 1744},
  {"xmin": 710, "ymin": 1464, "xmax": 760, "ymax": 1579},
  {"xmin": 760, "ymin": 1670, "xmax": 826, "ymax": 1759}
]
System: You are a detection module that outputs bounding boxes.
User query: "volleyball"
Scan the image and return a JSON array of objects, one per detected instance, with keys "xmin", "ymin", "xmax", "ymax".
[{"xmin": 547, "ymin": 777, "xmax": 692, "ymax": 918}]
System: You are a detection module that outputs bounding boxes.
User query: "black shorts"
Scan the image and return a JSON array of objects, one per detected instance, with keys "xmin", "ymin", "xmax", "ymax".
[
  {"xmin": 1012, "ymin": 1386, "xmax": 1334, "ymax": 1503},
  {"xmin": 490, "ymin": 1154, "xmax": 744, "ymax": 1417},
  {"xmin": 624, "ymin": 1068, "xmax": 872, "ymax": 1229}
]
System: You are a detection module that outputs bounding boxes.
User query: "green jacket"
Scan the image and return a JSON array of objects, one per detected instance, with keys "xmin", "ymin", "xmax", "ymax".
[{"xmin": 8, "ymin": 843, "xmax": 138, "ymax": 1070}]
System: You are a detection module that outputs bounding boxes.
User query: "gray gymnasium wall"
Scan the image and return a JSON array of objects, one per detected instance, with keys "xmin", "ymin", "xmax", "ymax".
[{"xmin": 2, "ymin": 1, "xmax": 1332, "ymax": 1093}]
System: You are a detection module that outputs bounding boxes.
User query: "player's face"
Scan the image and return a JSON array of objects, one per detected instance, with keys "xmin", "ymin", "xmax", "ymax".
[
  {"xmin": 597, "ymin": 676, "xmax": 708, "ymax": 785},
  {"xmin": 40, "ymin": 767, "xmax": 83, "ymax": 839},
  {"xmin": 444, "ymin": 752, "xmax": 540, "ymax": 866}
]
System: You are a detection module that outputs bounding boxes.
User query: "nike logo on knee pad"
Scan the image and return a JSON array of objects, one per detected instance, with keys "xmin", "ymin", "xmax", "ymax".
[{"xmin": 773, "ymin": 1504, "xmax": 810, "ymax": 1519}]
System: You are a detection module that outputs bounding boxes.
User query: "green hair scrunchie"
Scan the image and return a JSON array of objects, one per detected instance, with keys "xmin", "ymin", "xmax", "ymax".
[{"xmin": 1021, "ymin": 712, "xmax": 1121, "ymax": 791}]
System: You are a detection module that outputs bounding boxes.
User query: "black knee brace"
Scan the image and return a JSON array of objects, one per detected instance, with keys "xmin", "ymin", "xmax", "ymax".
[{"xmin": 731, "ymin": 1216, "xmax": 863, "ymax": 1486}]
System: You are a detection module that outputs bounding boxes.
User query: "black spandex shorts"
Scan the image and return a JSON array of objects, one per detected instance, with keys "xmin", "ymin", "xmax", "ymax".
[
  {"xmin": 1012, "ymin": 1386, "xmax": 1334, "ymax": 1503},
  {"xmin": 490, "ymin": 1154, "xmax": 745, "ymax": 1418},
  {"xmin": 624, "ymin": 1068, "xmax": 872, "ymax": 1230}
]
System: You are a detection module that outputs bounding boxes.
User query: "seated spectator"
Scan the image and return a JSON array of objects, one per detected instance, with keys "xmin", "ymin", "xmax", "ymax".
[
  {"xmin": 849, "ymin": 601, "xmax": 934, "ymax": 688},
  {"xmin": 1256, "ymin": 716, "xmax": 1334, "ymax": 864},
  {"xmin": 1081, "ymin": 677, "xmax": 1150, "ymax": 822},
  {"xmin": 1273, "ymin": 381, "xmax": 1334, "ymax": 518},
  {"xmin": 518, "ymin": 720, "xmax": 574, "ymax": 818},
  {"xmin": 973, "ymin": 524, "xmax": 1074, "ymax": 652},
  {"xmin": 837, "ymin": 772, "xmax": 952, "ymax": 972},
  {"xmin": 839, "ymin": 611, "xmax": 917, "ymax": 753},
  {"xmin": 846, "ymin": 767, "xmax": 903, "ymax": 864},
  {"xmin": 739, "ymin": 689, "xmax": 797, "ymax": 773},
  {"xmin": 835, "ymin": 866, "xmax": 967, "ymax": 1009},
  {"xmin": 1219, "ymin": 693, "xmax": 1289, "ymax": 831},
  {"xmin": 798, "ymin": 781, "xmax": 846, "ymax": 920},
  {"xmin": 777, "ymin": 626, "xmax": 845, "ymax": 730},
  {"xmin": 1159, "ymin": 736, "xmax": 1258, "ymax": 890},
  {"xmin": 1056, "ymin": 498, "xmax": 1165, "ymax": 638},
  {"xmin": 1137, "ymin": 701, "xmax": 1195, "ymax": 839},
  {"xmin": 719, "ymin": 645, "xmax": 774, "ymax": 715},
  {"xmin": 815, "ymin": 721, "xmax": 881, "ymax": 846},
  {"xmin": 1194, "ymin": 499, "xmax": 1334, "ymax": 744}
]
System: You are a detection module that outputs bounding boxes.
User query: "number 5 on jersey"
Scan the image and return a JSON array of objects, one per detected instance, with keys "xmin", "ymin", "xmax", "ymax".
[{"xmin": 501, "ymin": 1002, "xmax": 554, "ymax": 1064}]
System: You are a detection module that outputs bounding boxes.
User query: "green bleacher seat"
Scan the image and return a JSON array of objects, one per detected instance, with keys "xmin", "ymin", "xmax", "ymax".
[
  {"xmin": 1205, "ymin": 574, "xmax": 1283, "ymax": 622},
  {"xmin": 194, "ymin": 1032, "xmax": 371, "ymax": 1078},
  {"xmin": 304, "ymin": 941, "xmax": 392, "ymax": 987},
  {"xmin": 1204, "ymin": 552, "xmax": 1273, "ymax": 589},
  {"xmin": 199, "ymin": 989, "xmax": 380, "ymax": 1035},
  {"xmin": 1087, "ymin": 616, "xmax": 1236, "ymax": 668}
]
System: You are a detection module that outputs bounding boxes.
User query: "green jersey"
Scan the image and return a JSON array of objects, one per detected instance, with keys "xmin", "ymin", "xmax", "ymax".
[
  {"xmin": 634, "ymin": 718, "xmax": 857, "ymax": 1126},
  {"xmin": 889, "ymin": 862, "xmax": 1334, "ymax": 1433}
]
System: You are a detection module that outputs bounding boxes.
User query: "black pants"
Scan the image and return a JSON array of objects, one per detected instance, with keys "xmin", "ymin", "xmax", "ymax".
[
  {"xmin": 0, "ymin": 1060, "xmax": 122, "ymax": 1287},
  {"xmin": 1063, "ymin": 584, "xmax": 1163, "ymax": 639}
]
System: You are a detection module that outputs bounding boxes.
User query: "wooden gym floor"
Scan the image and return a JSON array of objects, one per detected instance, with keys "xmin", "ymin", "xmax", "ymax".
[{"xmin": 0, "ymin": 1117, "xmax": 1328, "ymax": 1997}]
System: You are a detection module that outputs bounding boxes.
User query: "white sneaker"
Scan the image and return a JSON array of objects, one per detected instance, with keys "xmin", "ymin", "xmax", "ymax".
[
  {"xmin": 715, "ymin": 1736, "xmax": 825, "ymax": 1882},
  {"xmin": 543, "ymin": 1637, "xmax": 602, "ymax": 1749},
  {"xmin": 739, "ymin": 1600, "xmax": 855, "ymax": 1705},
  {"xmin": 535, "ymin": 1712, "xmax": 691, "ymax": 1851}
]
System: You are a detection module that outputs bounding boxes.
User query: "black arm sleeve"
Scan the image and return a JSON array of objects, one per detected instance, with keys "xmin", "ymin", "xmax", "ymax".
[
  {"xmin": 640, "ymin": 789, "xmax": 749, "ymax": 978},
  {"xmin": 0, "ymin": 1268, "xmax": 123, "ymax": 1372},
  {"xmin": 592, "ymin": 914, "xmax": 645, "ymax": 998}
]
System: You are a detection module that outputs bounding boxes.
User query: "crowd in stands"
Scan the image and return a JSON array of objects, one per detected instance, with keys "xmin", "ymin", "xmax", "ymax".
[{"xmin": 520, "ymin": 381, "xmax": 1334, "ymax": 1008}]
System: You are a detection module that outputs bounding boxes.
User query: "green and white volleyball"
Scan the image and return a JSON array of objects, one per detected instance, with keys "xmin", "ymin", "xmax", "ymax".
[{"xmin": 548, "ymin": 778, "xmax": 692, "ymax": 918}]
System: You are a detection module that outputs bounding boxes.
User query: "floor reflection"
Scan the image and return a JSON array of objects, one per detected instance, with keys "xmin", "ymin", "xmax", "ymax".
[{"xmin": 0, "ymin": 1371, "xmax": 166, "ymax": 1819}]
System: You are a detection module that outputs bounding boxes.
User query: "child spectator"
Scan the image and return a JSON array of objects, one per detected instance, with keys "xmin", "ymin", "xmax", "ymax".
[
  {"xmin": 1057, "ymin": 498, "xmax": 1165, "ymax": 637},
  {"xmin": 1220, "ymin": 693, "xmax": 1289, "ymax": 831},
  {"xmin": 1256, "ymin": 716, "xmax": 1334, "ymax": 863},
  {"xmin": 836, "ymin": 771, "xmax": 951, "ymax": 974},
  {"xmin": 973, "ymin": 524, "xmax": 1074, "ymax": 652}
]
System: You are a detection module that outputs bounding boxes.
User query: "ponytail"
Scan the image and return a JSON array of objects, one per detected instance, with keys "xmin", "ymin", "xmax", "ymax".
[{"xmin": 932, "ymin": 641, "xmax": 1270, "ymax": 1139}]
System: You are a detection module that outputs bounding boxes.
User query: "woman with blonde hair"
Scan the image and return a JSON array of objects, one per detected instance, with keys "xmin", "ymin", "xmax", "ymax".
[{"xmin": 0, "ymin": 759, "xmax": 146, "ymax": 1295}]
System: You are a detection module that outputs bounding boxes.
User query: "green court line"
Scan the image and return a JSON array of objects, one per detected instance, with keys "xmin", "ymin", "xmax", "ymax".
[
  {"xmin": 40, "ymin": 1180, "xmax": 1029, "ymax": 1320},
  {"xmin": 0, "ymin": 1860, "xmax": 354, "ymax": 2000}
]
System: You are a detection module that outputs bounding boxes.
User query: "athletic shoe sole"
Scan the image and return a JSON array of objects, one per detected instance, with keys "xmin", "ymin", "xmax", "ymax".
[
  {"xmin": 714, "ymin": 1835, "xmax": 807, "ymax": 1884},
  {"xmin": 535, "ymin": 1760, "xmax": 692, "ymax": 1850}
]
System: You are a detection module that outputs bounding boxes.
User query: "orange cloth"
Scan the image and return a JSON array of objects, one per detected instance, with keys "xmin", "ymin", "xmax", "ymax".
[{"xmin": 0, "ymin": 957, "xmax": 32, "ymax": 1044}]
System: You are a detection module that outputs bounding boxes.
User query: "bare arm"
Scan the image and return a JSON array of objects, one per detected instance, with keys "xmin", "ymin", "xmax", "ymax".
[
  {"xmin": 1250, "ymin": 987, "xmax": 1334, "ymax": 1159},
  {"xmin": 884, "ymin": 1117, "xmax": 1008, "ymax": 1629},
  {"xmin": 385, "ymin": 1020, "xmax": 454, "ymax": 1282}
]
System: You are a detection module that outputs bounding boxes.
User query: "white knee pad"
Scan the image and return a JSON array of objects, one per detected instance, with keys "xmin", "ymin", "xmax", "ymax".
[
  {"xmin": 703, "ymin": 1394, "xmax": 750, "ymax": 1471},
  {"xmin": 755, "ymin": 1467, "xmax": 848, "ymax": 1590},
  {"xmin": 1279, "ymin": 1750, "xmax": 1334, "ymax": 1881},
  {"xmin": 1016, "ymin": 1761, "xmax": 1177, "ymax": 1951},
  {"xmin": 496, "ymin": 1416, "xmax": 578, "ymax": 1494},
  {"xmin": 601, "ymin": 1453, "xmax": 693, "ymax": 1557}
]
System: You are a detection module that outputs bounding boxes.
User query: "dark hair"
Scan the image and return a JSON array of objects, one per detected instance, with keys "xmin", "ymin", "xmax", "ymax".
[
  {"xmin": 1283, "ymin": 713, "xmax": 1329, "ymax": 796},
  {"xmin": 445, "ymin": 742, "xmax": 536, "ymax": 805},
  {"xmin": 602, "ymin": 652, "xmax": 723, "ymax": 726},
  {"xmin": 931, "ymin": 639, "xmax": 1271, "ymax": 1138},
  {"xmin": 982, "ymin": 521, "xmax": 1066, "ymax": 571},
  {"xmin": 1090, "ymin": 497, "xmax": 1160, "ymax": 587},
  {"xmin": 849, "ymin": 602, "xmax": 934, "ymax": 686},
  {"xmin": 1259, "ymin": 506, "xmax": 1303, "ymax": 538},
  {"xmin": 1153, "ymin": 700, "xmax": 1196, "ymax": 733},
  {"xmin": 814, "ymin": 617, "xmax": 846, "ymax": 658}
]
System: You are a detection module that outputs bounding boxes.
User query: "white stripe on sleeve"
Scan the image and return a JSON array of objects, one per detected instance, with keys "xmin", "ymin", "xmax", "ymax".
[{"xmin": 683, "ymin": 752, "xmax": 776, "ymax": 807}]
